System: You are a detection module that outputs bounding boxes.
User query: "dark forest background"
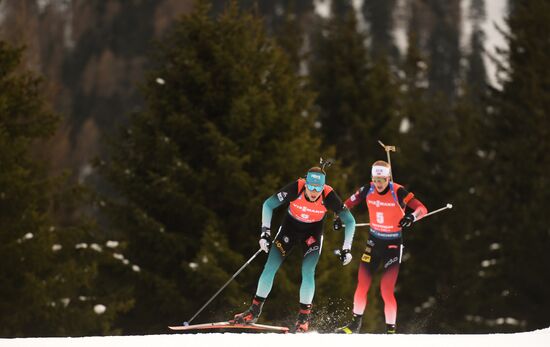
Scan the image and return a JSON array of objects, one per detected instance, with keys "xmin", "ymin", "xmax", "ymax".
[{"xmin": 0, "ymin": 0, "xmax": 548, "ymax": 336}]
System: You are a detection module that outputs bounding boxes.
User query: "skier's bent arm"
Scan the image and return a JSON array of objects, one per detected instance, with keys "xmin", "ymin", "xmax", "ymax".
[
  {"xmin": 398, "ymin": 187, "xmax": 428, "ymax": 222},
  {"xmin": 344, "ymin": 186, "xmax": 368, "ymax": 210},
  {"xmin": 338, "ymin": 208, "xmax": 355, "ymax": 250},
  {"xmin": 406, "ymin": 197, "xmax": 428, "ymax": 221},
  {"xmin": 261, "ymin": 195, "xmax": 285, "ymax": 229}
]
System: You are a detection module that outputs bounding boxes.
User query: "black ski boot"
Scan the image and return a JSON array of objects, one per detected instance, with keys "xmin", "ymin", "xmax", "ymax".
[
  {"xmin": 386, "ymin": 323, "xmax": 396, "ymax": 334},
  {"xmin": 231, "ymin": 296, "xmax": 265, "ymax": 324},
  {"xmin": 293, "ymin": 303, "xmax": 312, "ymax": 333},
  {"xmin": 336, "ymin": 314, "xmax": 363, "ymax": 334}
]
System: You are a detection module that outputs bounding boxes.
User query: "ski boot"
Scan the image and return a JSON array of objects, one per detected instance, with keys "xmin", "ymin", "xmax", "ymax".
[
  {"xmin": 293, "ymin": 303, "xmax": 312, "ymax": 333},
  {"xmin": 231, "ymin": 296, "xmax": 265, "ymax": 324},
  {"xmin": 386, "ymin": 323, "xmax": 396, "ymax": 334},
  {"xmin": 336, "ymin": 314, "xmax": 363, "ymax": 334}
]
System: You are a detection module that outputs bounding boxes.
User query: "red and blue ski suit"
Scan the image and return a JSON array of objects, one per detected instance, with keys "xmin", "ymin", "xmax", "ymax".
[{"xmin": 344, "ymin": 181, "xmax": 427, "ymax": 325}]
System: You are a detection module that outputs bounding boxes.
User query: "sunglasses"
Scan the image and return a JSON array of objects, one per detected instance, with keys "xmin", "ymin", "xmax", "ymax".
[
  {"xmin": 306, "ymin": 184, "xmax": 324, "ymax": 192},
  {"xmin": 372, "ymin": 177, "xmax": 388, "ymax": 183}
]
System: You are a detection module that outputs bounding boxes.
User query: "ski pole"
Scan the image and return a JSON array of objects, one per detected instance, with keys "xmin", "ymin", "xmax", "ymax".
[
  {"xmin": 184, "ymin": 248, "xmax": 263, "ymax": 326},
  {"xmin": 378, "ymin": 140, "xmax": 396, "ymax": 182},
  {"xmin": 423, "ymin": 203, "xmax": 453, "ymax": 218},
  {"xmin": 345, "ymin": 203, "xmax": 453, "ymax": 228},
  {"xmin": 335, "ymin": 203, "xmax": 453, "ymax": 257}
]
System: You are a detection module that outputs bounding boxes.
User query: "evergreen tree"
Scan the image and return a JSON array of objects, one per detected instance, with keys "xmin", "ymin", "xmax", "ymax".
[
  {"xmin": 362, "ymin": 0, "xmax": 400, "ymax": 59},
  {"xmin": 97, "ymin": 0, "xmax": 322, "ymax": 332},
  {"xmin": 478, "ymin": 0, "xmax": 550, "ymax": 332},
  {"xmin": 466, "ymin": 0, "xmax": 488, "ymax": 99},
  {"xmin": 436, "ymin": 4, "xmax": 492, "ymax": 331},
  {"xmin": 391, "ymin": 33, "xmax": 454, "ymax": 333},
  {"xmin": 309, "ymin": 0, "xmax": 402, "ymax": 332},
  {"xmin": 0, "ymin": 41, "xmax": 131, "ymax": 336},
  {"xmin": 210, "ymin": 0, "xmax": 315, "ymax": 37},
  {"xmin": 391, "ymin": 27, "xmax": 488, "ymax": 333},
  {"xmin": 310, "ymin": 0, "xmax": 400, "ymax": 187},
  {"xmin": 210, "ymin": 1, "xmax": 317, "ymax": 73},
  {"xmin": 273, "ymin": 1, "xmax": 309, "ymax": 72},
  {"xmin": 425, "ymin": 0, "xmax": 461, "ymax": 99}
]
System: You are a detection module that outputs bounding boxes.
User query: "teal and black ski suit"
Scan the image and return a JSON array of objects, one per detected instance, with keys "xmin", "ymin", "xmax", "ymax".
[{"xmin": 256, "ymin": 178, "xmax": 355, "ymax": 305}]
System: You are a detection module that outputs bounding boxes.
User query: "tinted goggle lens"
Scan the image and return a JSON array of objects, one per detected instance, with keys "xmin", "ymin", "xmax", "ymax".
[
  {"xmin": 372, "ymin": 177, "xmax": 388, "ymax": 183},
  {"xmin": 306, "ymin": 184, "xmax": 323, "ymax": 192}
]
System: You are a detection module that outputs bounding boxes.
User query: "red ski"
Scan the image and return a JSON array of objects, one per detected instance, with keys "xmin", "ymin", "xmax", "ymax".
[{"xmin": 168, "ymin": 321, "xmax": 289, "ymax": 333}]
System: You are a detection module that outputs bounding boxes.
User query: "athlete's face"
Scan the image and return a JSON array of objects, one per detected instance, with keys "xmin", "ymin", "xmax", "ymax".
[
  {"xmin": 372, "ymin": 176, "xmax": 390, "ymax": 192},
  {"xmin": 305, "ymin": 185, "xmax": 322, "ymax": 201}
]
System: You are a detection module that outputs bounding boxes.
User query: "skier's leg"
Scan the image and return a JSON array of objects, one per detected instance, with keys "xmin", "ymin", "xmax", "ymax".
[
  {"xmin": 300, "ymin": 241, "xmax": 321, "ymax": 304},
  {"xmin": 294, "ymin": 233, "xmax": 322, "ymax": 332},
  {"xmin": 255, "ymin": 245, "xmax": 285, "ymax": 298},
  {"xmin": 337, "ymin": 251, "xmax": 376, "ymax": 333},
  {"xmin": 233, "ymin": 246, "xmax": 285, "ymax": 323},
  {"xmin": 353, "ymin": 261, "xmax": 374, "ymax": 315},
  {"xmin": 337, "ymin": 265, "xmax": 370, "ymax": 334},
  {"xmin": 380, "ymin": 251, "xmax": 401, "ymax": 328}
]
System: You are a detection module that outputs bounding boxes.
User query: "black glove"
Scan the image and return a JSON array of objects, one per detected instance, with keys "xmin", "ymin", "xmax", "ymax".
[
  {"xmin": 333, "ymin": 217, "xmax": 343, "ymax": 231},
  {"xmin": 398, "ymin": 213, "xmax": 415, "ymax": 228},
  {"xmin": 259, "ymin": 226, "xmax": 271, "ymax": 253}
]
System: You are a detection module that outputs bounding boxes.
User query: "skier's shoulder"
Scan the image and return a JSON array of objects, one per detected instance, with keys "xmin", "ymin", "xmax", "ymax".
[
  {"xmin": 323, "ymin": 183, "xmax": 334, "ymax": 195},
  {"xmin": 389, "ymin": 181, "xmax": 408, "ymax": 194},
  {"xmin": 297, "ymin": 177, "xmax": 305, "ymax": 191},
  {"xmin": 273, "ymin": 180, "xmax": 301, "ymax": 202},
  {"xmin": 363, "ymin": 183, "xmax": 375, "ymax": 195},
  {"xmin": 392, "ymin": 182, "xmax": 415, "ymax": 204}
]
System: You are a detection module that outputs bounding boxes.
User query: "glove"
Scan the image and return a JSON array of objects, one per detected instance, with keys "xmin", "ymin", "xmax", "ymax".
[
  {"xmin": 259, "ymin": 226, "xmax": 271, "ymax": 253},
  {"xmin": 339, "ymin": 249, "xmax": 352, "ymax": 266},
  {"xmin": 333, "ymin": 217, "xmax": 343, "ymax": 231},
  {"xmin": 398, "ymin": 213, "xmax": 415, "ymax": 228}
]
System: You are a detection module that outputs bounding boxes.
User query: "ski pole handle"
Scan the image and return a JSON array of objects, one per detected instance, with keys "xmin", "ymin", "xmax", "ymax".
[{"xmin": 343, "ymin": 203, "xmax": 453, "ymax": 228}]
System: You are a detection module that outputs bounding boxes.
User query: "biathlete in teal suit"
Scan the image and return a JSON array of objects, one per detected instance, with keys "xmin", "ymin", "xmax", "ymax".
[{"xmin": 232, "ymin": 166, "xmax": 356, "ymax": 332}]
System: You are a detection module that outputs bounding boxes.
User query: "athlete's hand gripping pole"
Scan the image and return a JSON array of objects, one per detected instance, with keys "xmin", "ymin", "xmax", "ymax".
[
  {"xmin": 259, "ymin": 226, "xmax": 271, "ymax": 253},
  {"xmin": 334, "ymin": 249, "xmax": 353, "ymax": 265}
]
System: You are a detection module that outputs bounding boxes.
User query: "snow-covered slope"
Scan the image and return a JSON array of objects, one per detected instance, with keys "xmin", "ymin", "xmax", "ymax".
[{"xmin": 2, "ymin": 328, "xmax": 549, "ymax": 347}]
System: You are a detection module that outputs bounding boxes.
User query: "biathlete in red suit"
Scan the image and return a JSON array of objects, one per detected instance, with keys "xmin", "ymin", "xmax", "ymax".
[
  {"xmin": 335, "ymin": 160, "xmax": 427, "ymax": 334},
  {"xmin": 231, "ymin": 166, "xmax": 356, "ymax": 333}
]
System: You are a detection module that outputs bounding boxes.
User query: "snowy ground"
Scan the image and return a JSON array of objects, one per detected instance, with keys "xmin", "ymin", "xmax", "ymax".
[{"xmin": 1, "ymin": 328, "xmax": 549, "ymax": 347}]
